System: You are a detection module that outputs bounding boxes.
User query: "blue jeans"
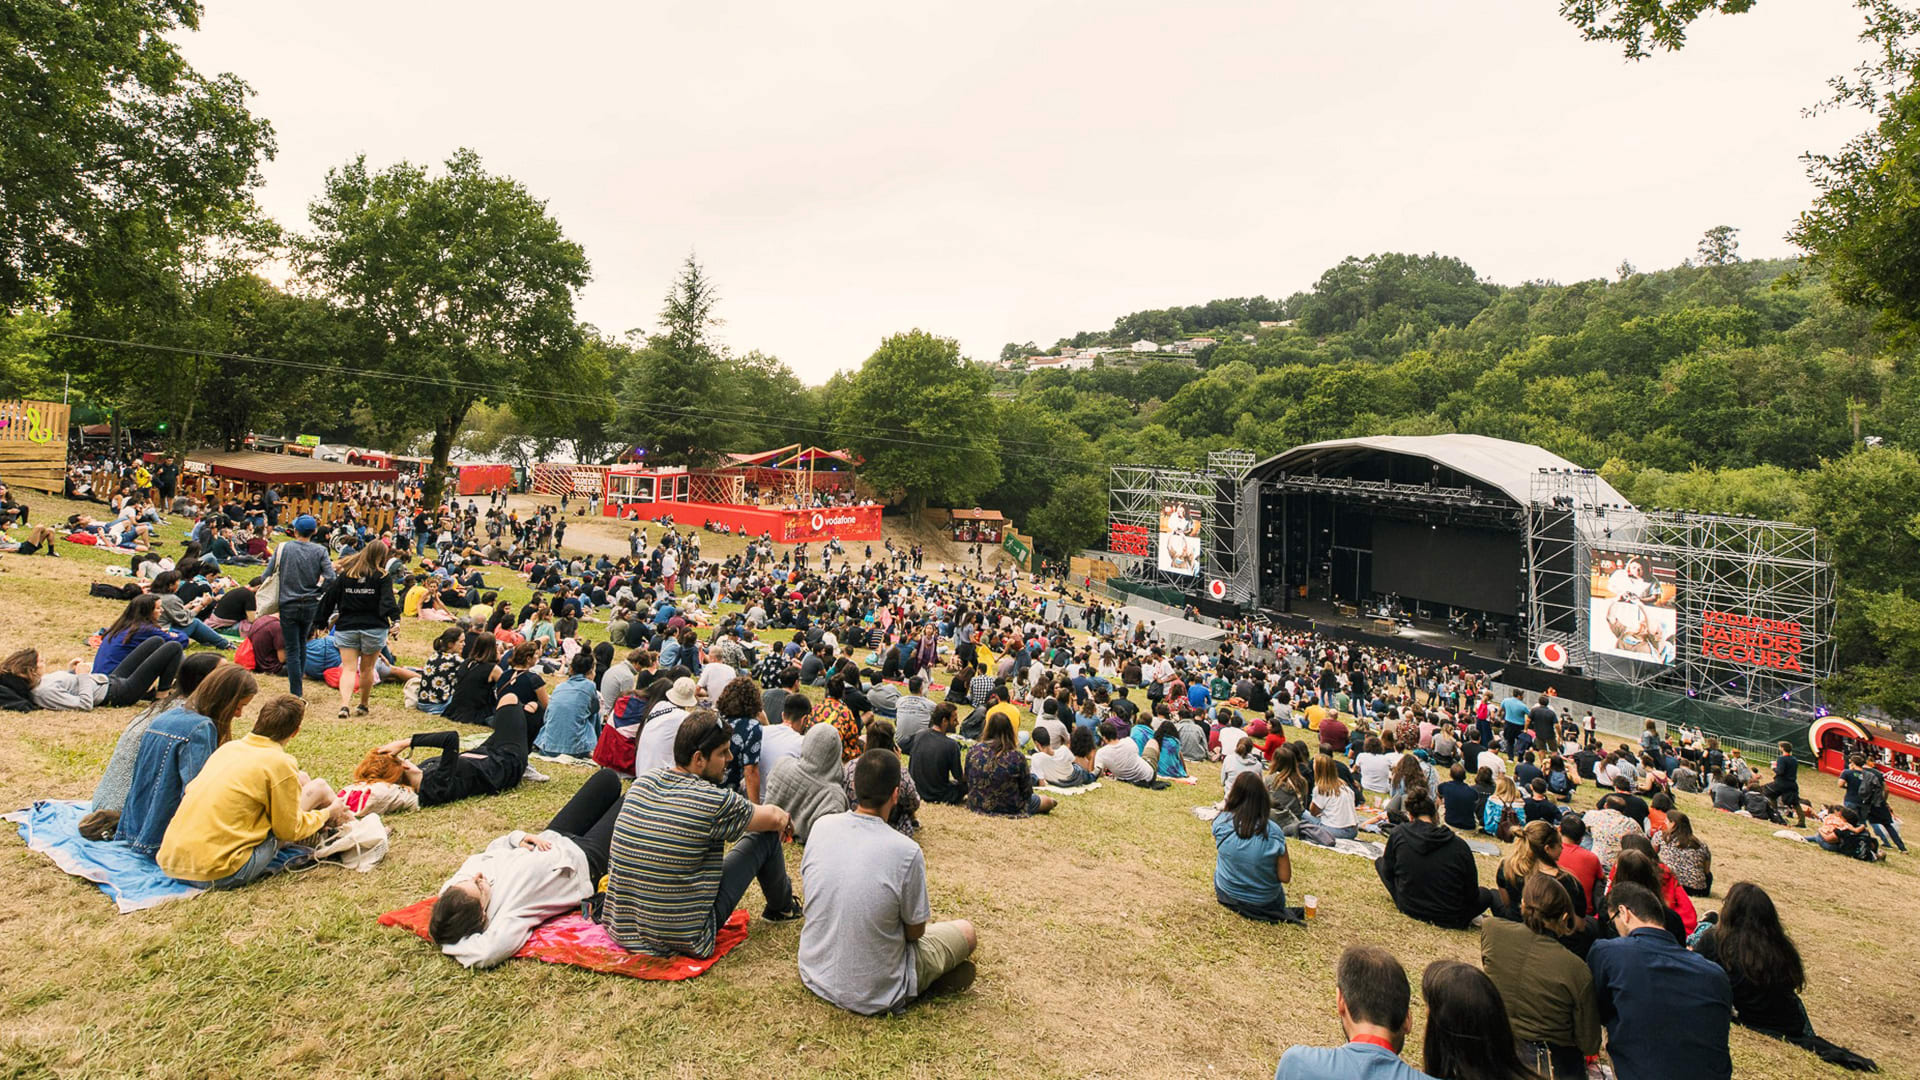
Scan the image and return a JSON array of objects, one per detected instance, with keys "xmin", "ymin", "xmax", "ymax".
[
  {"xmin": 183, "ymin": 618, "xmax": 232, "ymax": 649},
  {"xmin": 278, "ymin": 601, "xmax": 320, "ymax": 697},
  {"xmin": 204, "ymin": 834, "xmax": 286, "ymax": 890}
]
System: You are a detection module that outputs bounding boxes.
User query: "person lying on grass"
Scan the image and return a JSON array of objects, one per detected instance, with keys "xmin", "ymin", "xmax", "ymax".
[
  {"xmin": 428, "ymin": 767, "xmax": 629, "ymax": 969},
  {"xmin": 2, "ymin": 639, "xmax": 183, "ymax": 714},
  {"xmin": 368, "ymin": 693, "xmax": 549, "ymax": 809},
  {"xmin": 157, "ymin": 694, "xmax": 350, "ymax": 890}
]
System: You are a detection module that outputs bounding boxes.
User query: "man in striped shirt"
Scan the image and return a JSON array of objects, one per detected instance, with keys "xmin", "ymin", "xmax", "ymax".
[{"xmin": 601, "ymin": 712, "xmax": 797, "ymax": 957}]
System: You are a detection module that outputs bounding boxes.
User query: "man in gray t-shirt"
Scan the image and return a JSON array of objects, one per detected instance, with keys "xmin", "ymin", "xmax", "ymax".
[
  {"xmin": 265, "ymin": 514, "xmax": 335, "ymax": 698},
  {"xmin": 891, "ymin": 679, "xmax": 934, "ymax": 752},
  {"xmin": 798, "ymin": 751, "xmax": 975, "ymax": 1015}
]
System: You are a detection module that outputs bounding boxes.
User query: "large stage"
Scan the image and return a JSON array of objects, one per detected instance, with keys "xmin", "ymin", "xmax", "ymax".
[
  {"xmin": 1107, "ymin": 434, "xmax": 1835, "ymax": 734},
  {"xmin": 604, "ymin": 499, "xmax": 883, "ymax": 543}
]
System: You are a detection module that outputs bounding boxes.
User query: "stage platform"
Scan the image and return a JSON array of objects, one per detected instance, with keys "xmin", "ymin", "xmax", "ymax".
[
  {"xmin": 1260, "ymin": 600, "xmax": 1512, "ymax": 670},
  {"xmin": 1120, "ymin": 605, "xmax": 1226, "ymax": 652},
  {"xmin": 603, "ymin": 499, "xmax": 881, "ymax": 543}
]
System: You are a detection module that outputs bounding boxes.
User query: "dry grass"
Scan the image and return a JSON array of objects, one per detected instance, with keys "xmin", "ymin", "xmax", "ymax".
[{"xmin": 0, "ymin": 495, "xmax": 1914, "ymax": 1079}]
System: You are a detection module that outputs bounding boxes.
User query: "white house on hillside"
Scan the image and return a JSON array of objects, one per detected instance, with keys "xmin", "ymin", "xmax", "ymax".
[{"xmin": 1130, "ymin": 339, "xmax": 1159, "ymax": 353}]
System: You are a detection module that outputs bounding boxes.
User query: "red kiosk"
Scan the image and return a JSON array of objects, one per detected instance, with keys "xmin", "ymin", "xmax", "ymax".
[
  {"xmin": 602, "ymin": 448, "xmax": 882, "ymax": 542},
  {"xmin": 1809, "ymin": 715, "xmax": 1920, "ymax": 804}
]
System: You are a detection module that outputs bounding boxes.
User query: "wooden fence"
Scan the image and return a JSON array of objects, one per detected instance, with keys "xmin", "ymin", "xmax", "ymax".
[{"xmin": 0, "ymin": 400, "xmax": 71, "ymax": 494}]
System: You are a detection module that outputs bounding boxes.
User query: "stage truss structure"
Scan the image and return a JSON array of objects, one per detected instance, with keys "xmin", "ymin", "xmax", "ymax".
[
  {"xmin": 1108, "ymin": 449, "xmax": 1258, "ymax": 605},
  {"xmin": 1525, "ymin": 469, "xmax": 1833, "ymax": 720}
]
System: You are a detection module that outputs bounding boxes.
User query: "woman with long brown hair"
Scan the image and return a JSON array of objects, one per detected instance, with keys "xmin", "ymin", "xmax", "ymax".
[
  {"xmin": 1264, "ymin": 745, "xmax": 1310, "ymax": 835},
  {"xmin": 1213, "ymin": 770, "xmax": 1293, "ymax": 922},
  {"xmin": 113, "ymin": 663, "xmax": 258, "ymax": 854},
  {"xmin": 316, "ymin": 539, "xmax": 401, "ymax": 718},
  {"xmin": 964, "ymin": 712, "xmax": 1054, "ymax": 817},
  {"xmin": 91, "ymin": 594, "xmax": 187, "ymax": 677},
  {"xmin": 1480, "ymin": 875, "xmax": 1600, "ymax": 1078}
]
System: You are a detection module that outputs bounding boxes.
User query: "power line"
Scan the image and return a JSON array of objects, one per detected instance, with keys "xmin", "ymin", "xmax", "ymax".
[{"xmin": 46, "ymin": 331, "xmax": 1125, "ymax": 469}]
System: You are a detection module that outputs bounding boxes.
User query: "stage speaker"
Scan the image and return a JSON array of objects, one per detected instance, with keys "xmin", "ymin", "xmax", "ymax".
[{"xmin": 1493, "ymin": 635, "xmax": 1513, "ymax": 656}]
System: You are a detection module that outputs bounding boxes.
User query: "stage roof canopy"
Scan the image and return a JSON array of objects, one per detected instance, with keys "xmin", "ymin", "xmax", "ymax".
[
  {"xmin": 1250, "ymin": 434, "xmax": 1631, "ymax": 508},
  {"xmin": 186, "ymin": 449, "xmax": 398, "ymax": 485}
]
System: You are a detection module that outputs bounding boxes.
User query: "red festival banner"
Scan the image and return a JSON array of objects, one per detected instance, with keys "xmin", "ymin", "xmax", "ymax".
[
  {"xmin": 1699, "ymin": 610, "xmax": 1804, "ymax": 673},
  {"xmin": 778, "ymin": 506, "xmax": 883, "ymax": 543},
  {"xmin": 1109, "ymin": 521, "xmax": 1150, "ymax": 557}
]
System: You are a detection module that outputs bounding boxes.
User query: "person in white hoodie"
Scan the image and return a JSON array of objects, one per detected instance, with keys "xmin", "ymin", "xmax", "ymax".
[{"xmin": 427, "ymin": 768, "xmax": 626, "ymax": 968}]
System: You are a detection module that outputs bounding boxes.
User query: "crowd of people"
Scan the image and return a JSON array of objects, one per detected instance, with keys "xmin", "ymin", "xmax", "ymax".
[{"xmin": 0, "ymin": 475, "xmax": 1896, "ymax": 1074}]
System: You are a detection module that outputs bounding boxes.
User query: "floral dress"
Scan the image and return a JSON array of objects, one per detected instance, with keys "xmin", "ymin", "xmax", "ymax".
[
  {"xmin": 722, "ymin": 712, "xmax": 763, "ymax": 794},
  {"xmin": 418, "ymin": 652, "xmax": 460, "ymax": 708},
  {"xmin": 815, "ymin": 696, "xmax": 862, "ymax": 763},
  {"xmin": 963, "ymin": 743, "xmax": 1034, "ymax": 817}
]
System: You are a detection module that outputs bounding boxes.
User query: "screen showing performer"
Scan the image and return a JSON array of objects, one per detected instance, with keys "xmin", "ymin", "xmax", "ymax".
[
  {"xmin": 1157, "ymin": 501, "xmax": 1201, "ymax": 576},
  {"xmin": 1589, "ymin": 550, "xmax": 1678, "ymax": 664}
]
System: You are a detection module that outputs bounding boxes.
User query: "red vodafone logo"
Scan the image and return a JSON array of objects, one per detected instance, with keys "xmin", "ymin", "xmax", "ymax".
[
  {"xmin": 809, "ymin": 513, "xmax": 825, "ymax": 532},
  {"xmin": 1537, "ymin": 642, "xmax": 1567, "ymax": 670},
  {"xmin": 1207, "ymin": 579, "xmax": 1226, "ymax": 600}
]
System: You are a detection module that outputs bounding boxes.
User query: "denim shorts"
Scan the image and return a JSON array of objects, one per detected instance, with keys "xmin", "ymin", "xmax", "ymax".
[{"xmin": 333, "ymin": 627, "xmax": 389, "ymax": 653}]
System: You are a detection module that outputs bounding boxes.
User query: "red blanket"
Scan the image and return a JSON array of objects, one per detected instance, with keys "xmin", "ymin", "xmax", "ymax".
[{"xmin": 379, "ymin": 899, "xmax": 750, "ymax": 980}]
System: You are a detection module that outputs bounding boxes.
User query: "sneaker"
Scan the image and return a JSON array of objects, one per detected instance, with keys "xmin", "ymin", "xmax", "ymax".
[
  {"xmin": 761, "ymin": 903, "xmax": 803, "ymax": 923},
  {"xmin": 522, "ymin": 765, "xmax": 552, "ymax": 783}
]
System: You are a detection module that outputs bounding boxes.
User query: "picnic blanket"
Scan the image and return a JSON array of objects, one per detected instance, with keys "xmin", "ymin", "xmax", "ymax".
[
  {"xmin": 529, "ymin": 752, "xmax": 596, "ymax": 767},
  {"xmin": 5, "ymin": 800, "xmax": 300, "ymax": 913},
  {"xmin": 379, "ymin": 900, "xmax": 750, "ymax": 980},
  {"xmin": 1038, "ymin": 781, "xmax": 1102, "ymax": 796}
]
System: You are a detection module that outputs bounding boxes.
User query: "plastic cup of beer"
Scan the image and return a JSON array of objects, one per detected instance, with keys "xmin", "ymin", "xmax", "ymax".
[{"xmin": 1304, "ymin": 895, "xmax": 1318, "ymax": 919}]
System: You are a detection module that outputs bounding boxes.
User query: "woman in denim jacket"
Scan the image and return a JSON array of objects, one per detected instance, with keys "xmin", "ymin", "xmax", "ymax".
[{"xmin": 115, "ymin": 665, "xmax": 257, "ymax": 854}]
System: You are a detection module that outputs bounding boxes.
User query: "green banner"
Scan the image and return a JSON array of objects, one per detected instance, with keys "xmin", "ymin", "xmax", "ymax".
[
  {"xmin": 296, "ymin": 434, "xmax": 321, "ymax": 447},
  {"xmin": 1002, "ymin": 531, "xmax": 1031, "ymax": 568}
]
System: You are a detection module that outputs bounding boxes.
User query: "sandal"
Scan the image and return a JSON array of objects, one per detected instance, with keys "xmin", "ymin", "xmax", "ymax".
[
  {"xmin": 354, "ymin": 704, "xmax": 370, "ymax": 717},
  {"xmin": 337, "ymin": 706, "xmax": 350, "ymax": 719}
]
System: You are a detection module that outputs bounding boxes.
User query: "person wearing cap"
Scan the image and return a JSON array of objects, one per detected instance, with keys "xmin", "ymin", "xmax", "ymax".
[
  {"xmin": 263, "ymin": 514, "xmax": 336, "ymax": 698},
  {"xmin": 632, "ymin": 676, "xmax": 701, "ymax": 774}
]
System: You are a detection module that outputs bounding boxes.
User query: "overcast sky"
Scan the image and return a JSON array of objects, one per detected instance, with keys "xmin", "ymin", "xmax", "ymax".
[{"xmin": 182, "ymin": 0, "xmax": 1868, "ymax": 383}]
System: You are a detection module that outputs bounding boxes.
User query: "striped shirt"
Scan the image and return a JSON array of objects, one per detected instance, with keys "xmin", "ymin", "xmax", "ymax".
[{"xmin": 602, "ymin": 769, "xmax": 752, "ymax": 957}]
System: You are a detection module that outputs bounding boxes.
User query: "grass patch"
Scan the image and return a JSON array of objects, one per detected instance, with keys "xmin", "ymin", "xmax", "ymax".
[{"xmin": 0, "ymin": 496, "xmax": 1914, "ymax": 1078}]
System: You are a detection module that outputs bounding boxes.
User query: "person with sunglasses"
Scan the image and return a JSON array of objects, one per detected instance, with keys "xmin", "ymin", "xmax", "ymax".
[{"xmin": 601, "ymin": 710, "xmax": 799, "ymax": 958}]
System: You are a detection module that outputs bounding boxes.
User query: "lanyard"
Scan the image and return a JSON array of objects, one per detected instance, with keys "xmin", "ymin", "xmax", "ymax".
[{"xmin": 1350, "ymin": 1036, "xmax": 1397, "ymax": 1053}]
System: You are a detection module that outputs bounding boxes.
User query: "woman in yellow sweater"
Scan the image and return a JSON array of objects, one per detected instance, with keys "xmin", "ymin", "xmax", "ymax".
[{"xmin": 158, "ymin": 695, "xmax": 349, "ymax": 889}]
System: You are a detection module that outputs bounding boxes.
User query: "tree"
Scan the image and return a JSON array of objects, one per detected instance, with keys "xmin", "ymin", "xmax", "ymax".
[
  {"xmin": 513, "ymin": 329, "xmax": 624, "ymax": 465},
  {"xmin": 616, "ymin": 256, "xmax": 724, "ymax": 465},
  {"xmin": 1696, "ymin": 225, "xmax": 1740, "ymax": 266},
  {"xmin": 1027, "ymin": 473, "xmax": 1108, "ymax": 558},
  {"xmin": 837, "ymin": 330, "xmax": 1000, "ymax": 511},
  {"xmin": 0, "ymin": 0, "xmax": 276, "ymax": 308},
  {"xmin": 1558, "ymin": 0, "xmax": 1758, "ymax": 58},
  {"xmin": 299, "ymin": 149, "xmax": 589, "ymax": 505}
]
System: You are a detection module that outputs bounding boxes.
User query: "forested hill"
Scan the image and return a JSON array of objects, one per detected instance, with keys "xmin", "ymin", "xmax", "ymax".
[
  {"xmin": 988, "ymin": 245, "xmax": 1920, "ymax": 716},
  {"xmin": 998, "ymin": 249, "xmax": 1904, "ymax": 517}
]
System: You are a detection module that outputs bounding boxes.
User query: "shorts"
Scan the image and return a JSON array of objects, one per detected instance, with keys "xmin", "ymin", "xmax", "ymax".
[
  {"xmin": 333, "ymin": 627, "xmax": 390, "ymax": 653},
  {"xmin": 912, "ymin": 921, "xmax": 972, "ymax": 995}
]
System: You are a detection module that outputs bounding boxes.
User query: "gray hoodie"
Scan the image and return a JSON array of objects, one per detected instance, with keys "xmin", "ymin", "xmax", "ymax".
[{"xmin": 762, "ymin": 724, "xmax": 850, "ymax": 842}]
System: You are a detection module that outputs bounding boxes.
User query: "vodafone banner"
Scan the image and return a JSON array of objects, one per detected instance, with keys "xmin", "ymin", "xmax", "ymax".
[{"xmin": 779, "ymin": 505, "xmax": 883, "ymax": 543}]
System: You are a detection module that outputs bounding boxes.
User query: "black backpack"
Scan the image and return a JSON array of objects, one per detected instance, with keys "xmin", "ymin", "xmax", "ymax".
[{"xmin": 1858, "ymin": 768, "xmax": 1888, "ymax": 813}]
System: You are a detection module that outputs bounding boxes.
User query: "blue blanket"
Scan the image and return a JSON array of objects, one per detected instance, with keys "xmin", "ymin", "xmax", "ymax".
[{"xmin": 5, "ymin": 800, "xmax": 298, "ymax": 913}]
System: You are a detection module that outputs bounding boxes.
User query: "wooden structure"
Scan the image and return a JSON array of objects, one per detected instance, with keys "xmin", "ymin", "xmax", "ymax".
[
  {"xmin": 947, "ymin": 507, "xmax": 1007, "ymax": 543},
  {"xmin": 179, "ymin": 450, "xmax": 403, "ymax": 534},
  {"xmin": 714, "ymin": 444, "xmax": 863, "ymax": 506},
  {"xmin": 0, "ymin": 399, "xmax": 71, "ymax": 494}
]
